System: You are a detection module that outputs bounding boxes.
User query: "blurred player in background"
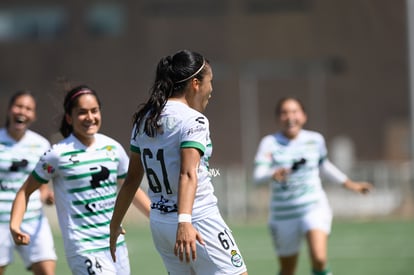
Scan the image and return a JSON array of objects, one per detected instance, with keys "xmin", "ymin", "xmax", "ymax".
[
  {"xmin": 110, "ymin": 49, "xmax": 248, "ymax": 275},
  {"xmin": 0, "ymin": 91, "xmax": 56, "ymax": 275},
  {"xmin": 253, "ymin": 97, "xmax": 373, "ymax": 275},
  {"xmin": 10, "ymin": 85, "xmax": 150, "ymax": 275}
]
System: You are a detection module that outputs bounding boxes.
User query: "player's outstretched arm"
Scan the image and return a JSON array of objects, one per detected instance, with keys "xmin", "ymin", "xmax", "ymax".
[{"xmin": 343, "ymin": 179, "xmax": 373, "ymax": 194}]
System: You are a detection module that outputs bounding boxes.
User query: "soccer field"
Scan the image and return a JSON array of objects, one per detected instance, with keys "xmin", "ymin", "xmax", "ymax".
[{"xmin": 7, "ymin": 219, "xmax": 414, "ymax": 274}]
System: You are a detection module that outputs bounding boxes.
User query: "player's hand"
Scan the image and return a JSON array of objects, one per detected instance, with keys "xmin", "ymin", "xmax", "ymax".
[
  {"xmin": 174, "ymin": 222, "xmax": 205, "ymax": 263},
  {"xmin": 272, "ymin": 168, "xmax": 289, "ymax": 182},
  {"xmin": 10, "ymin": 228, "xmax": 30, "ymax": 245},
  {"xmin": 109, "ymin": 225, "xmax": 126, "ymax": 262},
  {"xmin": 344, "ymin": 180, "xmax": 373, "ymax": 194}
]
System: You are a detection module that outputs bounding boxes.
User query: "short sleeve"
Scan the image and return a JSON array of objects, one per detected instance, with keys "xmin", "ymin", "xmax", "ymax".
[
  {"xmin": 180, "ymin": 115, "xmax": 209, "ymax": 155},
  {"xmin": 116, "ymin": 143, "xmax": 129, "ymax": 179},
  {"xmin": 32, "ymin": 147, "xmax": 59, "ymax": 183}
]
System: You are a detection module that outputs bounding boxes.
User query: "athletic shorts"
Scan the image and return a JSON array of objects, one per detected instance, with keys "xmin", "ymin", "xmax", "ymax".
[
  {"xmin": 268, "ymin": 197, "xmax": 333, "ymax": 256},
  {"xmin": 67, "ymin": 244, "xmax": 130, "ymax": 275},
  {"xmin": 150, "ymin": 211, "xmax": 247, "ymax": 275},
  {"xmin": 0, "ymin": 215, "xmax": 57, "ymax": 269}
]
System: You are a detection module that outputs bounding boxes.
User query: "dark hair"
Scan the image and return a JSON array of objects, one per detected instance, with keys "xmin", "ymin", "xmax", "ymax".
[
  {"xmin": 133, "ymin": 49, "xmax": 208, "ymax": 138},
  {"xmin": 59, "ymin": 85, "xmax": 101, "ymax": 138},
  {"xmin": 275, "ymin": 96, "xmax": 306, "ymax": 117},
  {"xmin": 5, "ymin": 90, "xmax": 36, "ymax": 127}
]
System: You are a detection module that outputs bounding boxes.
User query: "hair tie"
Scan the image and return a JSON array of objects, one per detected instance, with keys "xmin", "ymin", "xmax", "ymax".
[{"xmin": 175, "ymin": 59, "xmax": 206, "ymax": 84}]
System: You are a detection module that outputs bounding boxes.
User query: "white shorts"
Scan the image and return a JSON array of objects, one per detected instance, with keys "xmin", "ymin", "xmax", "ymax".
[
  {"xmin": 150, "ymin": 211, "xmax": 247, "ymax": 275},
  {"xmin": 0, "ymin": 215, "xmax": 57, "ymax": 269},
  {"xmin": 67, "ymin": 244, "xmax": 130, "ymax": 275},
  {"xmin": 269, "ymin": 198, "xmax": 333, "ymax": 256}
]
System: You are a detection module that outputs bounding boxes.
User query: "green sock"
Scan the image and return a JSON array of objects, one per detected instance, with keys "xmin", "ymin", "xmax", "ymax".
[{"xmin": 312, "ymin": 269, "xmax": 332, "ymax": 275}]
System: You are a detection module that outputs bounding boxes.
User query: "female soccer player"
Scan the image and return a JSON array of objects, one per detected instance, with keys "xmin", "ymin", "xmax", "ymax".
[
  {"xmin": 110, "ymin": 50, "xmax": 248, "ymax": 275},
  {"xmin": 253, "ymin": 97, "xmax": 373, "ymax": 275},
  {"xmin": 0, "ymin": 91, "xmax": 56, "ymax": 275},
  {"xmin": 10, "ymin": 85, "xmax": 150, "ymax": 275}
]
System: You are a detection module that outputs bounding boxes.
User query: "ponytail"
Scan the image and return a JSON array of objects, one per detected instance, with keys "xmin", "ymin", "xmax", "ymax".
[{"xmin": 133, "ymin": 49, "xmax": 206, "ymax": 138}]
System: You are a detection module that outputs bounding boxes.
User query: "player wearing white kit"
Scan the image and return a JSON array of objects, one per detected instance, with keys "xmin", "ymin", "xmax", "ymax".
[
  {"xmin": 132, "ymin": 101, "xmax": 217, "ymax": 222},
  {"xmin": 10, "ymin": 85, "xmax": 150, "ymax": 275},
  {"xmin": 0, "ymin": 91, "xmax": 56, "ymax": 275},
  {"xmin": 254, "ymin": 129, "xmax": 340, "ymax": 252},
  {"xmin": 253, "ymin": 97, "xmax": 372, "ymax": 275},
  {"xmin": 32, "ymin": 133, "xmax": 131, "ymax": 273},
  {"xmin": 110, "ymin": 50, "xmax": 248, "ymax": 275}
]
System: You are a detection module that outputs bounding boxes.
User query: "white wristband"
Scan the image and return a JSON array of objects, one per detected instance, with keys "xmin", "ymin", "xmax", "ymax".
[{"xmin": 178, "ymin": 214, "xmax": 192, "ymax": 223}]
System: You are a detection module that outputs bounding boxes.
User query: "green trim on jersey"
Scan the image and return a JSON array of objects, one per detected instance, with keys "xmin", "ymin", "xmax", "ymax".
[
  {"xmin": 130, "ymin": 144, "xmax": 140, "ymax": 153},
  {"xmin": 117, "ymin": 172, "xmax": 127, "ymax": 179},
  {"xmin": 31, "ymin": 170, "xmax": 49, "ymax": 183},
  {"xmin": 181, "ymin": 140, "xmax": 205, "ymax": 153}
]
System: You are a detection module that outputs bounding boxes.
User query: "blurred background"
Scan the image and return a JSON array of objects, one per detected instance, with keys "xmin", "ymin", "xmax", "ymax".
[{"xmin": 0, "ymin": 0, "xmax": 413, "ymax": 223}]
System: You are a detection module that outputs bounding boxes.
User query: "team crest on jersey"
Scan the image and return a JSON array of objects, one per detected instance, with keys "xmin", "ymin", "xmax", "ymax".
[
  {"xmin": 230, "ymin": 250, "xmax": 243, "ymax": 267},
  {"xmin": 42, "ymin": 162, "xmax": 55, "ymax": 174},
  {"xmin": 105, "ymin": 146, "xmax": 115, "ymax": 160}
]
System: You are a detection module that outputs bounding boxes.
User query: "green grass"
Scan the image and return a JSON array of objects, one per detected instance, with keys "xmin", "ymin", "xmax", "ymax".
[{"xmin": 5, "ymin": 219, "xmax": 414, "ymax": 274}]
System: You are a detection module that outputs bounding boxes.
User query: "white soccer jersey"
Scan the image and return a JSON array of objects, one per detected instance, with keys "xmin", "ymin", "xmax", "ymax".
[
  {"xmin": 253, "ymin": 129, "xmax": 329, "ymax": 222},
  {"xmin": 131, "ymin": 100, "xmax": 218, "ymax": 223},
  {"xmin": 32, "ymin": 133, "xmax": 129, "ymax": 257},
  {"xmin": 0, "ymin": 128, "xmax": 50, "ymax": 224}
]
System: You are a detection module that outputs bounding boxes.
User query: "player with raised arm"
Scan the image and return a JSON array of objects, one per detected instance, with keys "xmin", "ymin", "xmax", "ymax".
[{"xmin": 253, "ymin": 97, "xmax": 373, "ymax": 275}]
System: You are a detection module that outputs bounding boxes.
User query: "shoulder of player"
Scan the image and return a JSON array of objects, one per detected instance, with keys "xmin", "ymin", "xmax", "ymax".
[
  {"xmin": 25, "ymin": 129, "xmax": 49, "ymax": 142},
  {"xmin": 94, "ymin": 133, "xmax": 125, "ymax": 150},
  {"xmin": 300, "ymin": 129, "xmax": 325, "ymax": 142},
  {"xmin": 20, "ymin": 130, "xmax": 51, "ymax": 149}
]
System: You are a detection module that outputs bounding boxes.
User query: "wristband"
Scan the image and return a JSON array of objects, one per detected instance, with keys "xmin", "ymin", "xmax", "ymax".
[{"xmin": 178, "ymin": 214, "xmax": 192, "ymax": 223}]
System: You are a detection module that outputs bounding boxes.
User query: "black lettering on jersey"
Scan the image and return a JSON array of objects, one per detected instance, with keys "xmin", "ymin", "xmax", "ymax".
[
  {"xmin": 89, "ymin": 165, "xmax": 110, "ymax": 189},
  {"xmin": 9, "ymin": 159, "xmax": 28, "ymax": 172},
  {"xmin": 195, "ymin": 117, "xmax": 205, "ymax": 124}
]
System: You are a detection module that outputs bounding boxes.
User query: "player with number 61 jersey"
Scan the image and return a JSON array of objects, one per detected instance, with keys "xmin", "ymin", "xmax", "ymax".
[{"xmin": 131, "ymin": 100, "xmax": 217, "ymax": 223}]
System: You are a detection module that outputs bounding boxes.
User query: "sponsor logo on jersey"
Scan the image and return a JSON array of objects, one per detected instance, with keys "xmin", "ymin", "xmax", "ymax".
[
  {"xmin": 195, "ymin": 116, "xmax": 205, "ymax": 124},
  {"xmin": 9, "ymin": 159, "xmax": 28, "ymax": 172},
  {"xmin": 186, "ymin": 125, "xmax": 206, "ymax": 136},
  {"xmin": 89, "ymin": 165, "xmax": 110, "ymax": 189}
]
